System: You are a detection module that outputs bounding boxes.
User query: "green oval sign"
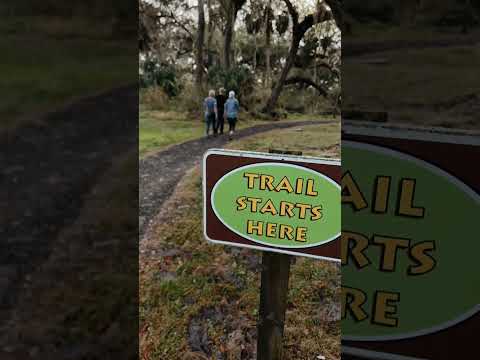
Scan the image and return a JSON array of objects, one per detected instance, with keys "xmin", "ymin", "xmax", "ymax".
[
  {"xmin": 211, "ymin": 162, "xmax": 340, "ymax": 249},
  {"xmin": 342, "ymin": 141, "xmax": 480, "ymax": 341}
]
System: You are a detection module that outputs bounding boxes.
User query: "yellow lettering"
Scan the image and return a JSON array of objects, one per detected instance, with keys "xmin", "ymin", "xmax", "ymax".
[
  {"xmin": 247, "ymin": 197, "xmax": 262, "ymax": 212},
  {"xmin": 275, "ymin": 176, "xmax": 294, "ymax": 193},
  {"xmin": 260, "ymin": 199, "xmax": 278, "ymax": 216},
  {"xmin": 342, "ymin": 172, "xmax": 368, "ymax": 210},
  {"xmin": 373, "ymin": 235, "xmax": 410, "ymax": 272},
  {"xmin": 260, "ymin": 175, "xmax": 275, "ymax": 191},
  {"xmin": 236, "ymin": 196, "xmax": 247, "ymax": 211},
  {"xmin": 295, "ymin": 178, "xmax": 304, "ymax": 194},
  {"xmin": 247, "ymin": 220, "xmax": 263, "ymax": 236},
  {"xmin": 279, "ymin": 201, "xmax": 295, "ymax": 217},
  {"xmin": 279, "ymin": 224, "xmax": 294, "ymax": 240},
  {"xmin": 243, "ymin": 173, "xmax": 259, "ymax": 189},
  {"xmin": 398, "ymin": 179, "xmax": 424, "ymax": 217},
  {"xmin": 306, "ymin": 179, "xmax": 318, "ymax": 196},
  {"xmin": 341, "ymin": 231, "xmax": 370, "ymax": 268},
  {"xmin": 311, "ymin": 205, "xmax": 323, "ymax": 220},
  {"xmin": 342, "ymin": 286, "xmax": 368, "ymax": 322},
  {"xmin": 266, "ymin": 223, "xmax": 277, "ymax": 237},
  {"xmin": 295, "ymin": 227, "xmax": 307, "ymax": 242},
  {"xmin": 295, "ymin": 203, "xmax": 312, "ymax": 219},
  {"xmin": 409, "ymin": 241, "xmax": 436, "ymax": 275},
  {"xmin": 373, "ymin": 176, "xmax": 391, "ymax": 213},
  {"xmin": 373, "ymin": 291, "xmax": 399, "ymax": 327}
]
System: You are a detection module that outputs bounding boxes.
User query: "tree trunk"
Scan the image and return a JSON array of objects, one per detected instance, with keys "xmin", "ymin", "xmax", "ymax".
[
  {"xmin": 264, "ymin": 1, "xmax": 272, "ymax": 88},
  {"xmin": 324, "ymin": 0, "xmax": 344, "ymax": 32},
  {"xmin": 264, "ymin": 34, "xmax": 301, "ymax": 113},
  {"xmin": 206, "ymin": 0, "xmax": 214, "ymax": 67},
  {"xmin": 224, "ymin": 4, "xmax": 234, "ymax": 69},
  {"xmin": 263, "ymin": 0, "xmax": 332, "ymax": 114},
  {"xmin": 253, "ymin": 33, "xmax": 257, "ymax": 73},
  {"xmin": 396, "ymin": 0, "xmax": 417, "ymax": 27},
  {"xmin": 196, "ymin": 0, "xmax": 206, "ymax": 88}
]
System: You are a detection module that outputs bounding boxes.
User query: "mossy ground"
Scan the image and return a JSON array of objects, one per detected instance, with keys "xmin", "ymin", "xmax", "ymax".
[{"xmin": 140, "ymin": 122, "xmax": 341, "ymax": 359}]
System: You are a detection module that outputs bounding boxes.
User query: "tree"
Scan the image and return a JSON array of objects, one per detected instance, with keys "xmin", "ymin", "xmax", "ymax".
[
  {"xmin": 220, "ymin": 0, "xmax": 247, "ymax": 69},
  {"xmin": 264, "ymin": 0, "xmax": 273, "ymax": 87},
  {"xmin": 324, "ymin": 0, "xmax": 344, "ymax": 31},
  {"xmin": 206, "ymin": 0, "xmax": 215, "ymax": 67},
  {"xmin": 139, "ymin": 1, "xmax": 156, "ymax": 52},
  {"xmin": 264, "ymin": 0, "xmax": 334, "ymax": 113},
  {"xmin": 245, "ymin": 0, "xmax": 264, "ymax": 73},
  {"xmin": 196, "ymin": 0, "xmax": 206, "ymax": 88},
  {"xmin": 396, "ymin": 0, "xmax": 418, "ymax": 26}
]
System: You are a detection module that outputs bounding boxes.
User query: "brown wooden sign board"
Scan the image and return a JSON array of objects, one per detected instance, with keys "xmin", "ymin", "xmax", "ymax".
[
  {"xmin": 203, "ymin": 149, "xmax": 341, "ymax": 261},
  {"xmin": 342, "ymin": 121, "xmax": 480, "ymax": 360}
]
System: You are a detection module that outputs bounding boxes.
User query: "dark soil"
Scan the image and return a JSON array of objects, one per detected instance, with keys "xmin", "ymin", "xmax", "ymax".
[
  {"xmin": 343, "ymin": 37, "xmax": 480, "ymax": 57},
  {"xmin": 0, "ymin": 86, "xmax": 137, "ymax": 341}
]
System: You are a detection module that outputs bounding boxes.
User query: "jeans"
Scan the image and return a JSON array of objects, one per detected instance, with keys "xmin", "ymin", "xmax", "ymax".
[
  {"xmin": 227, "ymin": 117, "xmax": 237, "ymax": 132},
  {"xmin": 205, "ymin": 113, "xmax": 216, "ymax": 135},
  {"xmin": 215, "ymin": 111, "xmax": 224, "ymax": 134}
]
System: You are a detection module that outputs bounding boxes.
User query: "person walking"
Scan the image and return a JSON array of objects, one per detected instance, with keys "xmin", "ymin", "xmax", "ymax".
[
  {"xmin": 215, "ymin": 88, "xmax": 227, "ymax": 135},
  {"xmin": 203, "ymin": 90, "xmax": 218, "ymax": 138},
  {"xmin": 224, "ymin": 91, "xmax": 240, "ymax": 140}
]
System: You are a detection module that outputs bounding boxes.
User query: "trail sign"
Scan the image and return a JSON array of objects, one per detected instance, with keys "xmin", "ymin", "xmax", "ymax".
[
  {"xmin": 203, "ymin": 149, "xmax": 341, "ymax": 261},
  {"xmin": 341, "ymin": 121, "xmax": 480, "ymax": 360}
]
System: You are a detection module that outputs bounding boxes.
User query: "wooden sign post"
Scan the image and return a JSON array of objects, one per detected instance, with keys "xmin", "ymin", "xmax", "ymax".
[
  {"xmin": 257, "ymin": 252, "xmax": 292, "ymax": 360},
  {"xmin": 203, "ymin": 148, "xmax": 341, "ymax": 359},
  {"xmin": 257, "ymin": 150, "xmax": 298, "ymax": 360}
]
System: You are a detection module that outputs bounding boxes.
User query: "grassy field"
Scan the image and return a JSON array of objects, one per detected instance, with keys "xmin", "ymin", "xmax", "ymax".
[
  {"xmin": 226, "ymin": 122, "xmax": 340, "ymax": 157},
  {"xmin": 343, "ymin": 45, "xmax": 480, "ymax": 128},
  {"xmin": 345, "ymin": 23, "xmax": 480, "ymax": 43},
  {"xmin": 139, "ymin": 111, "xmax": 204, "ymax": 156},
  {"xmin": 139, "ymin": 107, "xmax": 338, "ymax": 157},
  {"xmin": 1, "ymin": 16, "xmax": 134, "ymax": 130},
  {"xmin": 140, "ymin": 122, "xmax": 341, "ymax": 359}
]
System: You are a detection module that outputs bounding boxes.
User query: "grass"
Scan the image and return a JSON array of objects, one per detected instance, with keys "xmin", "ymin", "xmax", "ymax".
[
  {"xmin": 140, "ymin": 123, "xmax": 341, "ymax": 359},
  {"xmin": 1, "ymin": 16, "xmax": 134, "ymax": 131},
  {"xmin": 139, "ymin": 111, "xmax": 204, "ymax": 157},
  {"xmin": 139, "ymin": 106, "xmax": 338, "ymax": 157},
  {"xmin": 227, "ymin": 122, "xmax": 340, "ymax": 158},
  {"xmin": 343, "ymin": 45, "xmax": 480, "ymax": 128},
  {"xmin": 345, "ymin": 20, "xmax": 480, "ymax": 43}
]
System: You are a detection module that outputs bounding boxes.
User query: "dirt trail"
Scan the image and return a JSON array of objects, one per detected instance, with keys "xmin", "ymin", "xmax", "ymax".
[
  {"xmin": 0, "ymin": 86, "xmax": 137, "ymax": 327},
  {"xmin": 343, "ymin": 36, "xmax": 480, "ymax": 57},
  {"xmin": 139, "ymin": 119, "xmax": 336, "ymax": 240}
]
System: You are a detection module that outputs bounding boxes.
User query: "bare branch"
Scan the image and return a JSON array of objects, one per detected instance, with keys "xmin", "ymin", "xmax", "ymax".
[
  {"xmin": 283, "ymin": 0, "xmax": 299, "ymax": 25},
  {"xmin": 298, "ymin": 6, "xmax": 333, "ymax": 37},
  {"xmin": 158, "ymin": 11, "xmax": 194, "ymax": 38},
  {"xmin": 285, "ymin": 76, "xmax": 329, "ymax": 97}
]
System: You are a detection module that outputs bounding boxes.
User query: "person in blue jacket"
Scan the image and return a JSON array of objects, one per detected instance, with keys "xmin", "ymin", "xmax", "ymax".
[
  {"xmin": 203, "ymin": 90, "xmax": 218, "ymax": 137},
  {"xmin": 224, "ymin": 91, "xmax": 240, "ymax": 139}
]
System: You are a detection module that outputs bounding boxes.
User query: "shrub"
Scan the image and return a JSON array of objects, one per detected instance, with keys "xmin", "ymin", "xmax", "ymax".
[
  {"xmin": 139, "ymin": 87, "xmax": 169, "ymax": 111},
  {"xmin": 207, "ymin": 65, "xmax": 254, "ymax": 103},
  {"xmin": 140, "ymin": 59, "xmax": 182, "ymax": 98},
  {"xmin": 174, "ymin": 83, "xmax": 204, "ymax": 116}
]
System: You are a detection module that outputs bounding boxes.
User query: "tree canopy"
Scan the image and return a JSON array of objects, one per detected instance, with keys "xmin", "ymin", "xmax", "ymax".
[{"xmin": 139, "ymin": 0, "xmax": 341, "ymax": 115}]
